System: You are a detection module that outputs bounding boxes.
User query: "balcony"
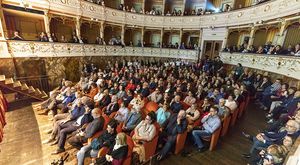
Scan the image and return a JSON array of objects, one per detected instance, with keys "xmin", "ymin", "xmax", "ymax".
[
  {"xmin": 3, "ymin": 40, "xmax": 198, "ymax": 60},
  {"xmin": 220, "ymin": 52, "xmax": 300, "ymax": 80},
  {"xmin": 2, "ymin": 0, "xmax": 300, "ymax": 29}
]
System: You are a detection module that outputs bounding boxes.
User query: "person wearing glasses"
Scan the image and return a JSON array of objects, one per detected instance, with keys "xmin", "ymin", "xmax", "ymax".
[
  {"xmin": 191, "ymin": 106, "xmax": 221, "ymax": 152},
  {"xmin": 96, "ymin": 132, "xmax": 129, "ymax": 165},
  {"xmin": 242, "ymin": 120, "xmax": 300, "ymax": 158},
  {"xmin": 132, "ymin": 111, "xmax": 157, "ymax": 163}
]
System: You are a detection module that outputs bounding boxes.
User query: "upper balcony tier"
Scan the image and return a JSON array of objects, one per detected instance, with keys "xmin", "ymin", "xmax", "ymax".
[{"xmin": 2, "ymin": 0, "xmax": 300, "ymax": 29}]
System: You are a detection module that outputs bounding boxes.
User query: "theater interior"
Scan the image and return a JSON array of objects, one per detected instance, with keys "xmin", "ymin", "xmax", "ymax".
[{"xmin": 0, "ymin": 0, "xmax": 299, "ymax": 165}]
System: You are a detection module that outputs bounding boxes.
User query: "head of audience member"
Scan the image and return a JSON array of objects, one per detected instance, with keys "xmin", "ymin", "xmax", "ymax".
[
  {"xmin": 145, "ymin": 111, "xmax": 156, "ymax": 124},
  {"xmin": 115, "ymin": 132, "xmax": 127, "ymax": 146},
  {"xmin": 76, "ymin": 98, "xmax": 83, "ymax": 107},
  {"xmin": 293, "ymin": 91, "xmax": 300, "ymax": 98},
  {"xmin": 262, "ymin": 144, "xmax": 288, "ymax": 165},
  {"xmin": 282, "ymin": 135, "xmax": 294, "ymax": 150},
  {"xmin": 209, "ymin": 106, "xmax": 219, "ymax": 117},
  {"xmin": 91, "ymin": 108, "xmax": 101, "ymax": 119},
  {"xmin": 174, "ymin": 95, "xmax": 181, "ymax": 103},
  {"xmin": 234, "ymin": 89, "xmax": 240, "ymax": 96},
  {"xmin": 285, "ymin": 120, "xmax": 300, "ymax": 134},
  {"xmin": 107, "ymin": 120, "xmax": 118, "ymax": 134},
  {"xmin": 111, "ymin": 95, "xmax": 118, "ymax": 103},
  {"xmin": 188, "ymin": 91, "xmax": 194, "ymax": 97},
  {"xmin": 219, "ymin": 98, "xmax": 225, "ymax": 107},
  {"xmin": 288, "ymin": 87, "xmax": 296, "ymax": 96},
  {"xmin": 103, "ymin": 89, "xmax": 109, "ymax": 96}
]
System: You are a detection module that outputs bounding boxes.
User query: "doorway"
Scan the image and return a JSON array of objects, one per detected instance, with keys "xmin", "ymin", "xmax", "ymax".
[{"xmin": 202, "ymin": 41, "xmax": 223, "ymax": 59}]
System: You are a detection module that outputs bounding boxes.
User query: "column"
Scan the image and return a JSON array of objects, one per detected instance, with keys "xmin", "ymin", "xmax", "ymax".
[
  {"xmin": 182, "ymin": 0, "xmax": 187, "ymax": 15},
  {"xmin": 121, "ymin": 24, "xmax": 125, "ymax": 45},
  {"xmin": 276, "ymin": 20, "xmax": 288, "ymax": 46},
  {"xmin": 142, "ymin": 0, "xmax": 146, "ymax": 13},
  {"xmin": 198, "ymin": 28, "xmax": 203, "ymax": 48},
  {"xmin": 99, "ymin": 21, "xmax": 105, "ymax": 38},
  {"xmin": 141, "ymin": 27, "xmax": 145, "ymax": 46},
  {"xmin": 247, "ymin": 26, "xmax": 256, "ymax": 49},
  {"xmin": 222, "ymin": 28, "xmax": 229, "ymax": 49},
  {"xmin": 0, "ymin": 4, "xmax": 8, "ymax": 40},
  {"xmin": 75, "ymin": 16, "xmax": 82, "ymax": 43},
  {"xmin": 179, "ymin": 28, "xmax": 183, "ymax": 44},
  {"xmin": 162, "ymin": 0, "xmax": 166, "ymax": 15},
  {"xmin": 160, "ymin": 28, "xmax": 164, "ymax": 47},
  {"xmin": 43, "ymin": 10, "xmax": 52, "ymax": 42}
]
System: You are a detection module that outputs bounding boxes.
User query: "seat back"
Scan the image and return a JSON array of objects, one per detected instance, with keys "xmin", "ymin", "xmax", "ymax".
[
  {"xmin": 208, "ymin": 126, "xmax": 222, "ymax": 151},
  {"xmin": 143, "ymin": 122, "xmax": 160, "ymax": 161},
  {"xmin": 230, "ymin": 108, "xmax": 239, "ymax": 127},
  {"xmin": 123, "ymin": 135, "xmax": 134, "ymax": 165},
  {"xmin": 180, "ymin": 101, "xmax": 190, "ymax": 110},
  {"xmin": 175, "ymin": 130, "xmax": 188, "ymax": 154},
  {"xmin": 145, "ymin": 101, "xmax": 159, "ymax": 113},
  {"xmin": 221, "ymin": 115, "xmax": 231, "ymax": 137},
  {"xmin": 238, "ymin": 101, "xmax": 246, "ymax": 118}
]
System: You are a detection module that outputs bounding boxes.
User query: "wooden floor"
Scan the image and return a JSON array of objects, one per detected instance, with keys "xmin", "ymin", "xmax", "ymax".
[{"xmin": 0, "ymin": 99, "xmax": 267, "ymax": 165}]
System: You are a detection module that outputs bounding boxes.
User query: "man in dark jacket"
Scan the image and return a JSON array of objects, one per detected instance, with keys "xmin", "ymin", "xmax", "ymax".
[
  {"xmin": 51, "ymin": 103, "xmax": 94, "ymax": 154},
  {"xmin": 157, "ymin": 110, "xmax": 187, "ymax": 160},
  {"xmin": 77, "ymin": 120, "xmax": 118, "ymax": 165},
  {"xmin": 68, "ymin": 108, "xmax": 104, "ymax": 149}
]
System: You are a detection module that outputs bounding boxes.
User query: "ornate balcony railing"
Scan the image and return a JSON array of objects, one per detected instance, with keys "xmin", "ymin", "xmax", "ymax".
[
  {"xmin": 3, "ymin": 40, "xmax": 198, "ymax": 60},
  {"xmin": 220, "ymin": 52, "xmax": 300, "ymax": 80},
  {"xmin": 2, "ymin": 0, "xmax": 300, "ymax": 29}
]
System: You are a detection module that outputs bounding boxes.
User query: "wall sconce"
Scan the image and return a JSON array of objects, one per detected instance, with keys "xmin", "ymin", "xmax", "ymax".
[{"xmin": 20, "ymin": 0, "xmax": 32, "ymax": 9}]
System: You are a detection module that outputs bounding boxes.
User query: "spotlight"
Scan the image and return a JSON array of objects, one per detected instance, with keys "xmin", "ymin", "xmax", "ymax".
[{"xmin": 215, "ymin": 8, "xmax": 220, "ymax": 13}]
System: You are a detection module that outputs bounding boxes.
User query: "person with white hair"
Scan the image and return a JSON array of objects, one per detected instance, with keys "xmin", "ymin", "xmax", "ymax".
[{"xmin": 242, "ymin": 120, "xmax": 300, "ymax": 158}]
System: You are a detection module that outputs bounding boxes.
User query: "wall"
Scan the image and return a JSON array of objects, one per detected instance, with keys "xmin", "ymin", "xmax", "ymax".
[
  {"xmin": 81, "ymin": 23, "xmax": 100, "ymax": 44},
  {"xmin": 253, "ymin": 30, "xmax": 267, "ymax": 47},
  {"xmin": 4, "ymin": 12, "xmax": 44, "ymax": 40},
  {"xmin": 201, "ymin": 27, "xmax": 228, "ymax": 56},
  {"xmin": 124, "ymin": 29, "xmax": 141, "ymax": 46},
  {"xmin": 165, "ymin": 0, "xmax": 183, "ymax": 13},
  {"xmin": 283, "ymin": 24, "xmax": 300, "ymax": 48},
  {"xmin": 227, "ymin": 31, "xmax": 239, "ymax": 46},
  {"xmin": 185, "ymin": 0, "xmax": 206, "ymax": 13},
  {"xmin": 144, "ymin": 0, "xmax": 163, "ymax": 12},
  {"xmin": 50, "ymin": 19, "xmax": 75, "ymax": 42}
]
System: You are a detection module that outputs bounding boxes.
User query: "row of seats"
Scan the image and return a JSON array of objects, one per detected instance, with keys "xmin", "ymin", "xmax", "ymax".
[
  {"xmin": 0, "ymin": 90, "xmax": 8, "ymax": 143},
  {"xmin": 85, "ymin": 94, "xmax": 250, "ymax": 163}
]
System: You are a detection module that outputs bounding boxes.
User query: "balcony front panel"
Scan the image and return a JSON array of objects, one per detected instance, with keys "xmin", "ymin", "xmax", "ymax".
[
  {"xmin": 2, "ymin": 0, "xmax": 300, "ymax": 28},
  {"xmin": 6, "ymin": 41, "xmax": 198, "ymax": 60},
  {"xmin": 220, "ymin": 52, "xmax": 300, "ymax": 80}
]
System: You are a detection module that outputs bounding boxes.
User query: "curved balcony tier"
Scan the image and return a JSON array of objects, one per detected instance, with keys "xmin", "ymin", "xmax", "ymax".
[
  {"xmin": 3, "ymin": 40, "xmax": 198, "ymax": 60},
  {"xmin": 2, "ymin": 0, "xmax": 300, "ymax": 29},
  {"xmin": 220, "ymin": 52, "xmax": 300, "ymax": 80}
]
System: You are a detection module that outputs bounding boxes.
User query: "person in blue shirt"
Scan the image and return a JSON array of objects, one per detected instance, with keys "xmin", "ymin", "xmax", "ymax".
[
  {"xmin": 156, "ymin": 103, "xmax": 171, "ymax": 126},
  {"xmin": 192, "ymin": 106, "xmax": 221, "ymax": 152}
]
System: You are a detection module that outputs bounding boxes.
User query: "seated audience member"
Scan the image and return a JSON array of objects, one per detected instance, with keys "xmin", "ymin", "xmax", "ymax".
[
  {"xmin": 140, "ymin": 82, "xmax": 150, "ymax": 97},
  {"xmin": 183, "ymin": 91, "xmax": 196, "ymax": 106},
  {"xmin": 249, "ymin": 136, "xmax": 293, "ymax": 165},
  {"xmin": 186, "ymin": 104, "xmax": 201, "ymax": 131},
  {"xmin": 76, "ymin": 120, "xmax": 118, "ymax": 165},
  {"xmin": 103, "ymin": 95, "xmax": 119, "ymax": 116},
  {"xmin": 208, "ymin": 88, "xmax": 223, "ymax": 104},
  {"xmin": 216, "ymin": 98, "xmax": 230, "ymax": 120},
  {"xmin": 52, "ymin": 102, "xmax": 94, "ymax": 154},
  {"xmin": 98, "ymin": 89, "xmax": 111, "ymax": 107},
  {"xmin": 192, "ymin": 106, "xmax": 221, "ymax": 152},
  {"xmin": 96, "ymin": 132, "xmax": 129, "ymax": 165},
  {"xmin": 110, "ymin": 83, "xmax": 119, "ymax": 95},
  {"xmin": 256, "ymin": 46, "xmax": 264, "ymax": 54},
  {"xmin": 242, "ymin": 120, "xmax": 300, "ymax": 157},
  {"xmin": 116, "ymin": 85, "xmax": 126, "ymax": 99},
  {"xmin": 85, "ymin": 83, "xmax": 98, "ymax": 99},
  {"xmin": 225, "ymin": 95, "xmax": 238, "ymax": 113},
  {"xmin": 126, "ymin": 79, "xmax": 136, "ymax": 91},
  {"xmin": 170, "ymin": 95, "xmax": 182, "ymax": 114},
  {"xmin": 129, "ymin": 94, "xmax": 145, "ymax": 110},
  {"xmin": 93, "ymin": 87, "xmax": 104, "ymax": 103},
  {"xmin": 11, "ymin": 30, "xmax": 24, "ymax": 40},
  {"xmin": 291, "ymin": 44, "xmax": 300, "ymax": 56},
  {"xmin": 39, "ymin": 32, "xmax": 48, "ymax": 42},
  {"xmin": 114, "ymin": 102, "xmax": 129, "ymax": 123},
  {"xmin": 148, "ymin": 88, "xmax": 163, "ymax": 103},
  {"xmin": 157, "ymin": 110, "xmax": 187, "ymax": 160},
  {"xmin": 122, "ymin": 106, "xmax": 142, "ymax": 132},
  {"xmin": 132, "ymin": 111, "xmax": 157, "ymax": 163},
  {"xmin": 68, "ymin": 108, "xmax": 104, "ymax": 149},
  {"xmin": 200, "ymin": 97, "xmax": 212, "ymax": 113},
  {"xmin": 43, "ymin": 99, "xmax": 86, "ymax": 144},
  {"xmin": 259, "ymin": 79, "xmax": 282, "ymax": 110},
  {"xmin": 123, "ymin": 90, "xmax": 134, "ymax": 106},
  {"xmin": 156, "ymin": 103, "xmax": 171, "ymax": 126}
]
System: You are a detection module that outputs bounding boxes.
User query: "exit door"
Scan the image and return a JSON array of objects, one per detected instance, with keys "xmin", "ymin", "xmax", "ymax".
[{"xmin": 202, "ymin": 41, "xmax": 223, "ymax": 59}]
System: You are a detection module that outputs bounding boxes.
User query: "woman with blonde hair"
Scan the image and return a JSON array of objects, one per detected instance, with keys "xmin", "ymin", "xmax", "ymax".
[{"xmin": 96, "ymin": 132, "xmax": 128, "ymax": 165}]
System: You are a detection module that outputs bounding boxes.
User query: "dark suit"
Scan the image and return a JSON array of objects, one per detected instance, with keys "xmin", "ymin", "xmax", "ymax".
[
  {"xmin": 104, "ymin": 103, "xmax": 119, "ymax": 116},
  {"xmin": 99, "ymin": 95, "xmax": 111, "ymax": 107},
  {"xmin": 68, "ymin": 116, "xmax": 104, "ymax": 149},
  {"xmin": 159, "ymin": 113, "xmax": 187, "ymax": 157}
]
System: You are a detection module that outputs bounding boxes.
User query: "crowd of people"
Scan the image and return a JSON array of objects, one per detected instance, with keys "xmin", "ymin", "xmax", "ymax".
[
  {"xmin": 223, "ymin": 41, "xmax": 300, "ymax": 56},
  {"xmin": 32, "ymin": 56, "xmax": 299, "ymax": 165}
]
